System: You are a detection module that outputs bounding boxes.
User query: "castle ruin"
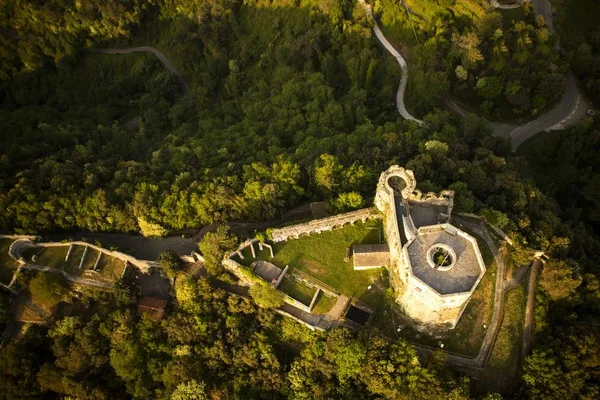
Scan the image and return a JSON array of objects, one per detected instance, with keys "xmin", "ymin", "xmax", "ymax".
[{"xmin": 374, "ymin": 166, "xmax": 486, "ymax": 329}]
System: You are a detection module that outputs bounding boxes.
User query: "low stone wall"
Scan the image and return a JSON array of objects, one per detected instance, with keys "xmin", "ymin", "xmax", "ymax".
[
  {"xmin": 290, "ymin": 269, "xmax": 338, "ymax": 298},
  {"xmin": 270, "ymin": 208, "xmax": 381, "ymax": 243},
  {"xmin": 284, "ymin": 294, "xmax": 311, "ymax": 312}
]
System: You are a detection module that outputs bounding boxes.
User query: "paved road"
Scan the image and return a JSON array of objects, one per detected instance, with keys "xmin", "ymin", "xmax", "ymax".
[
  {"xmin": 89, "ymin": 47, "xmax": 191, "ymax": 97},
  {"xmin": 358, "ymin": 0, "xmax": 424, "ymax": 126},
  {"xmin": 530, "ymin": 0, "xmax": 554, "ymax": 32},
  {"xmin": 507, "ymin": 74, "xmax": 579, "ymax": 150},
  {"xmin": 368, "ymin": 0, "xmax": 581, "ymax": 150}
]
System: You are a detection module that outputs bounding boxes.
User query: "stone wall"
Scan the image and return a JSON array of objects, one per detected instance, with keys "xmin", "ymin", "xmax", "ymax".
[{"xmin": 269, "ymin": 208, "xmax": 381, "ymax": 243}]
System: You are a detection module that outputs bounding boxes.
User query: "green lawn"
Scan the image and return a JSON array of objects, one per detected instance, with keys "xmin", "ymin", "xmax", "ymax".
[
  {"xmin": 489, "ymin": 286, "xmax": 525, "ymax": 368},
  {"xmin": 241, "ymin": 220, "xmax": 384, "ymax": 299},
  {"xmin": 312, "ymin": 292, "xmax": 337, "ymax": 315},
  {"xmin": 0, "ymin": 239, "xmax": 20, "ymax": 284},
  {"xmin": 95, "ymin": 254, "xmax": 126, "ymax": 283},
  {"xmin": 279, "ymin": 276, "xmax": 316, "ymax": 306}
]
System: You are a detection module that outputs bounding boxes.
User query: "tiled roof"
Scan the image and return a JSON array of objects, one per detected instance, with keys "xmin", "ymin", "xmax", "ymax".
[{"xmin": 353, "ymin": 244, "xmax": 390, "ymax": 267}]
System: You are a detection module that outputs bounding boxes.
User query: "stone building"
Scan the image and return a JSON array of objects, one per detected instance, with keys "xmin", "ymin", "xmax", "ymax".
[
  {"xmin": 352, "ymin": 244, "xmax": 390, "ymax": 270},
  {"xmin": 375, "ymin": 166, "xmax": 486, "ymax": 329}
]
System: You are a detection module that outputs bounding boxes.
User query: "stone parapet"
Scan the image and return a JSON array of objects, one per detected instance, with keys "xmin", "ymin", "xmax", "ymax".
[{"xmin": 269, "ymin": 208, "xmax": 381, "ymax": 243}]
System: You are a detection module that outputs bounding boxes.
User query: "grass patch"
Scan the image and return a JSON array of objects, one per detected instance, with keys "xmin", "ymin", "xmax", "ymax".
[
  {"xmin": 312, "ymin": 292, "xmax": 337, "ymax": 314},
  {"xmin": 24, "ymin": 245, "xmax": 124, "ymax": 284},
  {"xmin": 476, "ymin": 285, "xmax": 526, "ymax": 394},
  {"xmin": 490, "ymin": 286, "xmax": 525, "ymax": 368},
  {"xmin": 442, "ymin": 260, "xmax": 496, "ymax": 356},
  {"xmin": 278, "ymin": 276, "xmax": 316, "ymax": 306},
  {"xmin": 0, "ymin": 239, "xmax": 20, "ymax": 284},
  {"xmin": 245, "ymin": 220, "xmax": 384, "ymax": 298}
]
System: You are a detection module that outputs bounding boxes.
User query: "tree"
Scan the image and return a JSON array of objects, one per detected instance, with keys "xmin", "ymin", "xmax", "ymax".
[
  {"xmin": 249, "ymin": 284, "xmax": 284, "ymax": 309},
  {"xmin": 158, "ymin": 250, "xmax": 183, "ymax": 279},
  {"xmin": 451, "ymin": 32, "xmax": 484, "ymax": 69},
  {"xmin": 313, "ymin": 154, "xmax": 343, "ymax": 195},
  {"xmin": 448, "ymin": 182, "xmax": 475, "ymax": 213},
  {"xmin": 198, "ymin": 225, "xmax": 237, "ymax": 275},
  {"xmin": 29, "ymin": 272, "xmax": 69, "ymax": 309},
  {"xmin": 541, "ymin": 259, "xmax": 582, "ymax": 300},
  {"xmin": 330, "ymin": 192, "xmax": 364, "ymax": 213},
  {"xmin": 455, "ymin": 65, "xmax": 468, "ymax": 81},
  {"xmin": 171, "ymin": 380, "xmax": 209, "ymax": 400},
  {"xmin": 137, "ymin": 216, "xmax": 168, "ymax": 238},
  {"xmin": 475, "ymin": 76, "xmax": 504, "ymax": 100}
]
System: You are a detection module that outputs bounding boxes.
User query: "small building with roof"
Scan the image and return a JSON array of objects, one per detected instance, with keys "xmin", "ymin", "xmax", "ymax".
[
  {"xmin": 353, "ymin": 244, "xmax": 390, "ymax": 270},
  {"xmin": 375, "ymin": 165, "xmax": 486, "ymax": 329}
]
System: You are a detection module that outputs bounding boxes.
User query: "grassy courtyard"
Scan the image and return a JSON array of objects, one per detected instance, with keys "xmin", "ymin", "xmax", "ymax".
[
  {"xmin": 240, "ymin": 220, "xmax": 384, "ymax": 301},
  {"xmin": 278, "ymin": 276, "xmax": 316, "ymax": 306},
  {"xmin": 23, "ymin": 245, "xmax": 125, "ymax": 284},
  {"xmin": 0, "ymin": 239, "xmax": 20, "ymax": 284}
]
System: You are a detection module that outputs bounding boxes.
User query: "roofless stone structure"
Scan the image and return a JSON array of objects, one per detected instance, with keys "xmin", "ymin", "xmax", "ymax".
[{"xmin": 375, "ymin": 166, "xmax": 486, "ymax": 329}]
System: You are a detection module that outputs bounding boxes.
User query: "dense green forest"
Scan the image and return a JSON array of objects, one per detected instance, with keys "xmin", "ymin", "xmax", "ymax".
[
  {"xmin": 0, "ymin": 273, "xmax": 474, "ymax": 399},
  {"xmin": 0, "ymin": 0, "xmax": 599, "ymax": 399}
]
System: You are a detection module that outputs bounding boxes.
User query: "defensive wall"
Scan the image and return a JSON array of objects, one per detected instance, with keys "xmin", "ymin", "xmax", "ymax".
[{"xmin": 269, "ymin": 208, "xmax": 381, "ymax": 242}]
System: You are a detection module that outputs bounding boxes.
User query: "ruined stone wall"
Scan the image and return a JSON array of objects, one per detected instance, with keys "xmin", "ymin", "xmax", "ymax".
[
  {"xmin": 11, "ymin": 239, "xmax": 155, "ymax": 273},
  {"xmin": 269, "ymin": 208, "xmax": 381, "ymax": 243}
]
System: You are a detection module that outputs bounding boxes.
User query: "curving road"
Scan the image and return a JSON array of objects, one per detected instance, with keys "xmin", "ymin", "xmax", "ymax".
[
  {"xmin": 88, "ymin": 47, "xmax": 191, "ymax": 97},
  {"xmin": 506, "ymin": 74, "xmax": 579, "ymax": 150},
  {"xmin": 365, "ymin": 0, "xmax": 583, "ymax": 150},
  {"xmin": 358, "ymin": 0, "xmax": 424, "ymax": 126}
]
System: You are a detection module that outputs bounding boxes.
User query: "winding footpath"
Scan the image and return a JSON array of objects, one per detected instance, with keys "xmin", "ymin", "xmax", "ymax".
[
  {"xmin": 358, "ymin": 0, "xmax": 424, "ymax": 126},
  {"xmin": 89, "ymin": 47, "xmax": 191, "ymax": 98}
]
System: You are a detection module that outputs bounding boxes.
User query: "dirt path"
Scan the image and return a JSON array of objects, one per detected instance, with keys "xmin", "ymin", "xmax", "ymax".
[
  {"xmin": 522, "ymin": 258, "xmax": 541, "ymax": 360},
  {"xmin": 88, "ymin": 47, "xmax": 190, "ymax": 97},
  {"xmin": 358, "ymin": 0, "xmax": 424, "ymax": 126},
  {"xmin": 327, "ymin": 294, "xmax": 350, "ymax": 319}
]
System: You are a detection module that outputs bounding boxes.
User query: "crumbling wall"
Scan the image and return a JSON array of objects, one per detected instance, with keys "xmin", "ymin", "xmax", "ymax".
[
  {"xmin": 269, "ymin": 208, "xmax": 381, "ymax": 243},
  {"xmin": 11, "ymin": 239, "xmax": 156, "ymax": 273}
]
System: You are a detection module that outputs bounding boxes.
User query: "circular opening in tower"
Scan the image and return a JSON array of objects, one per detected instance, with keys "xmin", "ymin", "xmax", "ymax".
[
  {"xmin": 387, "ymin": 176, "xmax": 407, "ymax": 195},
  {"xmin": 427, "ymin": 244, "xmax": 456, "ymax": 271}
]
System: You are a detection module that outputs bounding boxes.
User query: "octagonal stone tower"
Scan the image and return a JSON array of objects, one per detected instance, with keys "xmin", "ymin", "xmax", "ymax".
[{"xmin": 375, "ymin": 166, "xmax": 486, "ymax": 329}]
